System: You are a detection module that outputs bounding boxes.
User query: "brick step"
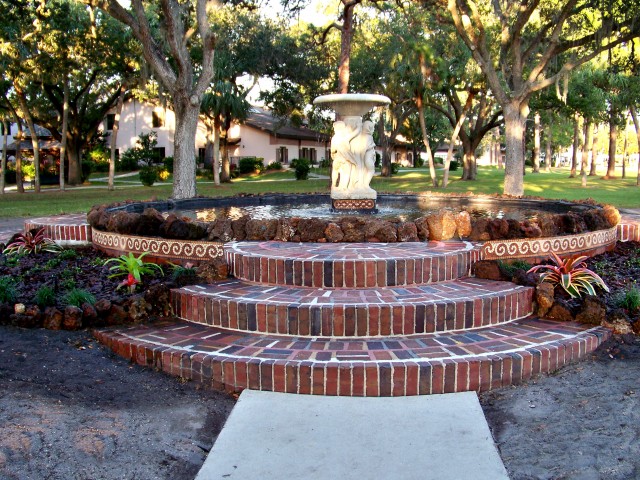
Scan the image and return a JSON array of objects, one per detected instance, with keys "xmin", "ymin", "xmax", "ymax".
[
  {"xmin": 172, "ymin": 278, "xmax": 534, "ymax": 337},
  {"xmin": 95, "ymin": 317, "xmax": 610, "ymax": 397},
  {"xmin": 225, "ymin": 240, "xmax": 481, "ymax": 288}
]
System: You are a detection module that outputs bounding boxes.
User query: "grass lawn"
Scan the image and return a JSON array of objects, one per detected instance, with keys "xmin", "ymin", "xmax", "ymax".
[{"xmin": 0, "ymin": 164, "xmax": 638, "ymax": 218}]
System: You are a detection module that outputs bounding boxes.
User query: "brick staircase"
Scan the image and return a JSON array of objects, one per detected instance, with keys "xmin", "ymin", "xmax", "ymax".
[{"xmin": 96, "ymin": 240, "xmax": 610, "ymax": 396}]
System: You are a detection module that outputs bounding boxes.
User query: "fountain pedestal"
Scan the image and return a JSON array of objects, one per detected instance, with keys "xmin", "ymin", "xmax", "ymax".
[{"xmin": 313, "ymin": 94, "xmax": 391, "ymax": 214}]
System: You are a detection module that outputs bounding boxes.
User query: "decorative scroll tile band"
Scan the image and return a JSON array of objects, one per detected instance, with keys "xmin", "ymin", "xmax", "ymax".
[
  {"xmin": 480, "ymin": 227, "xmax": 618, "ymax": 260},
  {"xmin": 332, "ymin": 199, "xmax": 376, "ymax": 210},
  {"xmin": 92, "ymin": 228, "xmax": 224, "ymax": 262}
]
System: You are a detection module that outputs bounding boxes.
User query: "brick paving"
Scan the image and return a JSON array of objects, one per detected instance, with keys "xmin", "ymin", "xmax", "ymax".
[
  {"xmin": 95, "ymin": 318, "xmax": 609, "ymax": 396},
  {"xmin": 226, "ymin": 240, "xmax": 480, "ymax": 287},
  {"xmin": 173, "ymin": 278, "xmax": 533, "ymax": 336}
]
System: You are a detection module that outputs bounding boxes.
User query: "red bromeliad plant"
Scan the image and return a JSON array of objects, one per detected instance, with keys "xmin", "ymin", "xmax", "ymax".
[
  {"xmin": 2, "ymin": 228, "xmax": 62, "ymax": 256},
  {"xmin": 527, "ymin": 252, "xmax": 609, "ymax": 299}
]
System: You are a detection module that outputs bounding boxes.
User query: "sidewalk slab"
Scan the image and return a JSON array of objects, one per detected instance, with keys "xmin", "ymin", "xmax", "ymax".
[{"xmin": 196, "ymin": 390, "xmax": 509, "ymax": 480}]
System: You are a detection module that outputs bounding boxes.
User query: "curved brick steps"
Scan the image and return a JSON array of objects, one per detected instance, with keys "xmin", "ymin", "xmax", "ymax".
[
  {"xmin": 225, "ymin": 240, "xmax": 481, "ymax": 287},
  {"xmin": 172, "ymin": 278, "xmax": 533, "ymax": 337},
  {"xmin": 95, "ymin": 317, "xmax": 610, "ymax": 396}
]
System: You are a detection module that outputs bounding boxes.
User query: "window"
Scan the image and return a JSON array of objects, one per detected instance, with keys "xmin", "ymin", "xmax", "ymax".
[
  {"xmin": 276, "ymin": 146, "xmax": 288, "ymax": 164},
  {"xmin": 301, "ymin": 147, "xmax": 309, "ymax": 160},
  {"xmin": 106, "ymin": 114, "xmax": 115, "ymax": 131},
  {"xmin": 152, "ymin": 111, "xmax": 164, "ymax": 128},
  {"xmin": 198, "ymin": 148, "xmax": 206, "ymax": 163},
  {"xmin": 153, "ymin": 147, "xmax": 165, "ymax": 161},
  {"xmin": 310, "ymin": 148, "xmax": 317, "ymax": 163}
]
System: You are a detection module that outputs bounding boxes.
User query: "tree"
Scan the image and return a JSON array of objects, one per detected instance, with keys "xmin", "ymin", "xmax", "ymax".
[
  {"xmin": 94, "ymin": 0, "xmax": 217, "ymax": 199},
  {"xmin": 434, "ymin": 0, "xmax": 640, "ymax": 196}
]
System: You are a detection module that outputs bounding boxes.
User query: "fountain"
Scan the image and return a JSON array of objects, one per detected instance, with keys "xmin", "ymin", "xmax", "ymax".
[{"xmin": 313, "ymin": 93, "xmax": 391, "ymax": 213}]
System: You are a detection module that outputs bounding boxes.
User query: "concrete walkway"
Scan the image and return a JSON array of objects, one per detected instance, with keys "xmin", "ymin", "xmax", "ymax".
[{"xmin": 195, "ymin": 390, "xmax": 509, "ymax": 480}]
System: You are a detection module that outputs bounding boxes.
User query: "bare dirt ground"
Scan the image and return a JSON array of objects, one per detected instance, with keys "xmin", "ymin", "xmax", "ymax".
[
  {"xmin": 0, "ymin": 326, "xmax": 235, "ymax": 480},
  {"xmin": 1, "ymin": 325, "xmax": 639, "ymax": 480},
  {"xmin": 481, "ymin": 334, "xmax": 640, "ymax": 480}
]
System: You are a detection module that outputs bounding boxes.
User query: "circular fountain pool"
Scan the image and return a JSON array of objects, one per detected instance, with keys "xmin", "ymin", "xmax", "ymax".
[{"xmin": 165, "ymin": 194, "xmax": 590, "ymax": 222}]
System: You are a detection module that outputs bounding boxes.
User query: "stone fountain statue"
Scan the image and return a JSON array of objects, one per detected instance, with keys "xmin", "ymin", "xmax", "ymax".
[{"xmin": 314, "ymin": 93, "xmax": 390, "ymax": 213}]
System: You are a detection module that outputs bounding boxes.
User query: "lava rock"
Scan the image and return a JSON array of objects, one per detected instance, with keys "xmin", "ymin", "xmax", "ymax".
[
  {"xmin": 521, "ymin": 220, "xmax": 542, "ymax": 238},
  {"xmin": 160, "ymin": 214, "xmax": 191, "ymax": 239},
  {"xmin": 575, "ymin": 295, "xmax": 606, "ymax": 325},
  {"xmin": 63, "ymin": 306, "xmax": 83, "ymax": 330},
  {"xmin": 196, "ymin": 258, "xmax": 229, "ymax": 284},
  {"xmin": 106, "ymin": 304, "xmax": 128, "ymax": 325},
  {"xmin": 43, "ymin": 307, "xmax": 63, "ymax": 330},
  {"xmin": 602, "ymin": 309, "xmax": 633, "ymax": 334},
  {"xmin": 144, "ymin": 283, "xmax": 173, "ymax": 316},
  {"xmin": 473, "ymin": 260, "xmax": 503, "ymax": 281},
  {"xmin": 246, "ymin": 219, "xmax": 278, "ymax": 240},
  {"xmin": 94, "ymin": 298, "xmax": 112, "ymax": 315},
  {"xmin": 426, "ymin": 211, "xmax": 457, "ymax": 241},
  {"xmin": 414, "ymin": 216, "xmax": 430, "ymax": 241},
  {"xmin": 469, "ymin": 218, "xmax": 491, "ymax": 241},
  {"xmin": 602, "ymin": 205, "xmax": 621, "ymax": 228},
  {"xmin": 547, "ymin": 299, "xmax": 575, "ymax": 322},
  {"xmin": 126, "ymin": 295, "xmax": 151, "ymax": 323},
  {"xmin": 455, "ymin": 211, "xmax": 472, "ymax": 238},
  {"xmin": 324, "ymin": 222, "xmax": 344, "ymax": 243},
  {"xmin": 207, "ymin": 219, "xmax": 234, "ymax": 242},
  {"xmin": 231, "ymin": 215, "xmax": 250, "ymax": 241},
  {"xmin": 274, "ymin": 218, "xmax": 298, "ymax": 242},
  {"xmin": 487, "ymin": 219, "xmax": 509, "ymax": 240},
  {"xmin": 298, "ymin": 218, "xmax": 328, "ymax": 242},
  {"xmin": 87, "ymin": 205, "xmax": 111, "ymax": 230},
  {"xmin": 107, "ymin": 211, "xmax": 141, "ymax": 235},
  {"xmin": 339, "ymin": 217, "xmax": 366, "ymax": 243},
  {"xmin": 81, "ymin": 302, "xmax": 99, "ymax": 325},
  {"xmin": 535, "ymin": 282, "xmax": 555, "ymax": 317},
  {"xmin": 365, "ymin": 219, "xmax": 397, "ymax": 243},
  {"xmin": 397, "ymin": 222, "xmax": 419, "ymax": 242},
  {"xmin": 536, "ymin": 213, "xmax": 559, "ymax": 237},
  {"xmin": 506, "ymin": 219, "xmax": 523, "ymax": 239},
  {"xmin": 136, "ymin": 208, "xmax": 166, "ymax": 237}
]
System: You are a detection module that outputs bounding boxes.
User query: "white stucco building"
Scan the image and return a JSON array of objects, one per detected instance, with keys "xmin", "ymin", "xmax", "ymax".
[{"xmin": 102, "ymin": 100, "xmax": 330, "ymax": 166}]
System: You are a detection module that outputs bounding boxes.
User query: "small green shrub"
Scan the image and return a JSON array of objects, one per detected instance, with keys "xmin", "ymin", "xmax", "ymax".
[
  {"xmin": 62, "ymin": 288, "xmax": 95, "ymax": 307},
  {"xmin": 238, "ymin": 157, "xmax": 264, "ymax": 174},
  {"xmin": 34, "ymin": 285, "xmax": 56, "ymax": 308},
  {"xmin": 0, "ymin": 276, "xmax": 18, "ymax": 303},
  {"xmin": 391, "ymin": 162, "xmax": 401, "ymax": 174},
  {"xmin": 449, "ymin": 160, "xmax": 460, "ymax": 171},
  {"xmin": 60, "ymin": 278, "xmax": 77, "ymax": 290},
  {"xmin": 614, "ymin": 285, "xmax": 640, "ymax": 312},
  {"xmin": 44, "ymin": 257, "xmax": 62, "ymax": 269},
  {"xmin": 163, "ymin": 156, "xmax": 174, "ymax": 173},
  {"xmin": 139, "ymin": 166, "xmax": 158, "ymax": 187},
  {"xmin": 266, "ymin": 161, "xmax": 282, "ymax": 171},
  {"xmin": 171, "ymin": 263, "xmax": 198, "ymax": 282},
  {"xmin": 294, "ymin": 158, "xmax": 311, "ymax": 180}
]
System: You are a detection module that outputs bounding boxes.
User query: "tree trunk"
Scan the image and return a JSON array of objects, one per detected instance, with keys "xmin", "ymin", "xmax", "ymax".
[
  {"xmin": 59, "ymin": 78, "xmax": 70, "ymax": 191},
  {"xmin": 580, "ymin": 122, "xmax": 592, "ymax": 176},
  {"xmin": 589, "ymin": 126, "xmax": 598, "ymax": 176},
  {"xmin": 378, "ymin": 115, "xmax": 392, "ymax": 177},
  {"xmin": 0, "ymin": 119, "xmax": 7, "ymax": 194},
  {"xmin": 416, "ymin": 97, "xmax": 437, "ymax": 187},
  {"xmin": 622, "ymin": 126, "xmax": 628, "ymax": 179},
  {"xmin": 16, "ymin": 86, "xmax": 41, "ymax": 193},
  {"xmin": 12, "ymin": 116, "xmax": 24, "ymax": 194},
  {"xmin": 605, "ymin": 111, "xmax": 617, "ymax": 179},
  {"xmin": 544, "ymin": 122, "xmax": 552, "ymax": 172},
  {"xmin": 532, "ymin": 112, "xmax": 541, "ymax": 173},
  {"xmin": 443, "ymin": 96, "xmax": 472, "ymax": 188},
  {"xmin": 337, "ymin": 2, "xmax": 356, "ymax": 94},
  {"xmin": 213, "ymin": 116, "xmax": 221, "ymax": 185},
  {"xmin": 109, "ymin": 84, "xmax": 125, "ymax": 191},
  {"xmin": 570, "ymin": 112, "xmax": 580, "ymax": 178},
  {"xmin": 67, "ymin": 135, "xmax": 82, "ymax": 185},
  {"xmin": 502, "ymin": 103, "xmax": 527, "ymax": 196},
  {"xmin": 172, "ymin": 97, "xmax": 199, "ymax": 198},
  {"xmin": 630, "ymin": 105, "xmax": 640, "ymax": 186}
]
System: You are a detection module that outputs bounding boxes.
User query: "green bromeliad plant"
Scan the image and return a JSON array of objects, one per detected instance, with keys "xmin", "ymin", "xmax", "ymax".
[
  {"xmin": 104, "ymin": 252, "xmax": 164, "ymax": 293},
  {"xmin": 527, "ymin": 252, "xmax": 609, "ymax": 299}
]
